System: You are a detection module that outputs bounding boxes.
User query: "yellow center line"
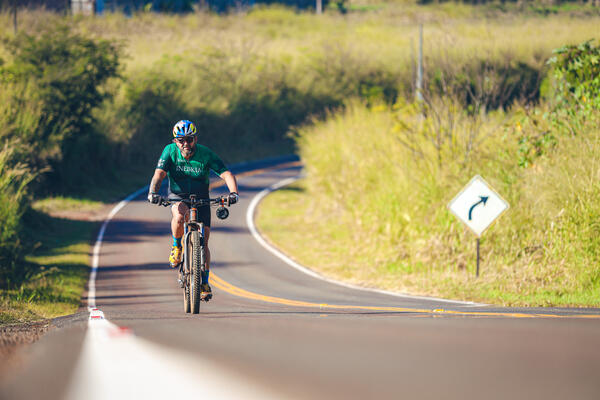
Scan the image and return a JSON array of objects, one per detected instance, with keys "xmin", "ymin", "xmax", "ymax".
[{"xmin": 211, "ymin": 273, "xmax": 600, "ymax": 319}]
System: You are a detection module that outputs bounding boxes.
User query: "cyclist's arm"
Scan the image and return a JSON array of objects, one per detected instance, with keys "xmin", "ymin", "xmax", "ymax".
[
  {"xmin": 150, "ymin": 169, "xmax": 167, "ymax": 194},
  {"xmin": 219, "ymin": 170, "xmax": 238, "ymax": 194}
]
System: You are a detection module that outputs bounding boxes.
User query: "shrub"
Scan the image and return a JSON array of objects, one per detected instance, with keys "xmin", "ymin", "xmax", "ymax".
[
  {"xmin": 0, "ymin": 24, "xmax": 121, "ymax": 191},
  {"xmin": 515, "ymin": 40, "xmax": 600, "ymax": 167},
  {"xmin": 547, "ymin": 39, "xmax": 600, "ymax": 135}
]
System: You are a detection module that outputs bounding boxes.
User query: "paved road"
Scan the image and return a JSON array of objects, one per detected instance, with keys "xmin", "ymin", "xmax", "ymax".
[{"xmin": 2, "ymin": 161, "xmax": 600, "ymax": 400}]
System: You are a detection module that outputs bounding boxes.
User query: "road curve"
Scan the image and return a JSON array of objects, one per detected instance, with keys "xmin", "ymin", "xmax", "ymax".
[{"xmin": 2, "ymin": 160, "xmax": 600, "ymax": 400}]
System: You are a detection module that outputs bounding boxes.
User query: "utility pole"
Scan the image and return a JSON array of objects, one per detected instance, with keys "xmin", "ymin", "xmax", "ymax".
[
  {"xmin": 316, "ymin": 0, "xmax": 322, "ymax": 14},
  {"xmin": 416, "ymin": 23, "xmax": 423, "ymax": 103},
  {"xmin": 12, "ymin": 0, "xmax": 17, "ymax": 34}
]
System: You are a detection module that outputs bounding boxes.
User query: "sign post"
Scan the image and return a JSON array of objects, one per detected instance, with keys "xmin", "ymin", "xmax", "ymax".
[
  {"xmin": 447, "ymin": 175, "xmax": 509, "ymax": 277},
  {"xmin": 476, "ymin": 238, "xmax": 480, "ymax": 277}
]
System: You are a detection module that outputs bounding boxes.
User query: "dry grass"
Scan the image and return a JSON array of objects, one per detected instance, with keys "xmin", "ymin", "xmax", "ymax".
[
  {"xmin": 1, "ymin": 7, "xmax": 599, "ymax": 75},
  {"xmin": 259, "ymin": 101, "xmax": 600, "ymax": 306}
]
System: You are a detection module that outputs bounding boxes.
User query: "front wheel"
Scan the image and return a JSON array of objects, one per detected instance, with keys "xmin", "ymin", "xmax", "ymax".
[
  {"xmin": 190, "ymin": 231, "xmax": 204, "ymax": 314},
  {"xmin": 181, "ymin": 244, "xmax": 190, "ymax": 313},
  {"xmin": 183, "ymin": 277, "xmax": 191, "ymax": 314}
]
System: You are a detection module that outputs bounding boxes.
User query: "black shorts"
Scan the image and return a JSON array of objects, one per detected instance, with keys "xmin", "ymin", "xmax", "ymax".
[{"xmin": 168, "ymin": 193, "xmax": 211, "ymax": 228}]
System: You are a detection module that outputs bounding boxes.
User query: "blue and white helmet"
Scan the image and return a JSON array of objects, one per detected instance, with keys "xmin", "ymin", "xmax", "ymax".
[{"xmin": 172, "ymin": 120, "xmax": 197, "ymax": 138}]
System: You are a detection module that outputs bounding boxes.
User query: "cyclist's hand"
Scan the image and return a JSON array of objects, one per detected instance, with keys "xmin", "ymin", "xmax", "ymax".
[
  {"xmin": 148, "ymin": 192, "xmax": 161, "ymax": 204},
  {"xmin": 228, "ymin": 192, "xmax": 239, "ymax": 205}
]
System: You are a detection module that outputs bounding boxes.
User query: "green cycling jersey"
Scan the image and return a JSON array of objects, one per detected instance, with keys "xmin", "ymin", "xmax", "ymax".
[{"xmin": 156, "ymin": 143, "xmax": 227, "ymax": 196}]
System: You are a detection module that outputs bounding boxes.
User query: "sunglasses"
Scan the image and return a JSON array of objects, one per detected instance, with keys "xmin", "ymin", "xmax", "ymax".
[{"xmin": 175, "ymin": 137, "xmax": 195, "ymax": 144}]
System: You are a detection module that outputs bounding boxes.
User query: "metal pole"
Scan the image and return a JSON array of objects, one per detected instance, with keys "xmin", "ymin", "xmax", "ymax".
[
  {"xmin": 416, "ymin": 23, "xmax": 423, "ymax": 103},
  {"xmin": 316, "ymin": 0, "xmax": 322, "ymax": 14},
  {"xmin": 12, "ymin": 1, "xmax": 17, "ymax": 34},
  {"xmin": 410, "ymin": 37, "xmax": 415, "ymax": 95},
  {"xmin": 476, "ymin": 238, "xmax": 480, "ymax": 278}
]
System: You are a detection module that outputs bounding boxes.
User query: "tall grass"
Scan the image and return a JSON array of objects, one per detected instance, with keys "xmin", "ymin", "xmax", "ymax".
[
  {"xmin": 83, "ymin": 8, "xmax": 600, "ymax": 171},
  {"xmin": 0, "ymin": 145, "xmax": 35, "ymax": 288},
  {"xmin": 0, "ymin": 77, "xmax": 42, "ymax": 288},
  {"xmin": 2, "ymin": 8, "xmax": 597, "ymax": 168},
  {"xmin": 288, "ymin": 96, "xmax": 600, "ymax": 306},
  {"xmin": 75, "ymin": 8, "xmax": 600, "ymax": 146}
]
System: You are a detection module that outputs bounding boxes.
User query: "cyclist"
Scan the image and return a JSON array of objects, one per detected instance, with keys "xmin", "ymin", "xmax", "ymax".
[{"xmin": 147, "ymin": 120, "xmax": 239, "ymax": 300}]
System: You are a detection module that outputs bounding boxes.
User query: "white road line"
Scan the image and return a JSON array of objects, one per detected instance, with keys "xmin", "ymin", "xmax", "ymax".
[
  {"xmin": 246, "ymin": 175, "xmax": 484, "ymax": 307},
  {"xmin": 73, "ymin": 185, "xmax": 283, "ymax": 400},
  {"xmin": 64, "ymin": 310, "xmax": 282, "ymax": 400},
  {"xmin": 88, "ymin": 186, "xmax": 148, "ymax": 309}
]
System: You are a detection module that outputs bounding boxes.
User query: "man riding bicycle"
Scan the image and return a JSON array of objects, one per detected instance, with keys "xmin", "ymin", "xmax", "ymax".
[{"xmin": 147, "ymin": 120, "xmax": 239, "ymax": 300}]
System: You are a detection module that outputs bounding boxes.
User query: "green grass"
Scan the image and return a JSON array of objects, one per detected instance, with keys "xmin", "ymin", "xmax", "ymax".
[
  {"xmin": 257, "ymin": 101, "xmax": 600, "ymax": 307},
  {"xmin": 0, "ymin": 212, "xmax": 95, "ymax": 325},
  {"xmin": 0, "ymin": 166, "xmax": 150, "ymax": 325},
  {"xmin": 33, "ymin": 197, "xmax": 105, "ymax": 214},
  {"xmin": 258, "ymin": 180, "xmax": 600, "ymax": 307}
]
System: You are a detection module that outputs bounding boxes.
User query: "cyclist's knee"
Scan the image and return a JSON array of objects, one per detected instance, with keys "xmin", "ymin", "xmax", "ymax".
[
  {"xmin": 171, "ymin": 202, "xmax": 188, "ymax": 224},
  {"xmin": 171, "ymin": 213, "xmax": 185, "ymax": 226},
  {"xmin": 173, "ymin": 214, "xmax": 185, "ymax": 225}
]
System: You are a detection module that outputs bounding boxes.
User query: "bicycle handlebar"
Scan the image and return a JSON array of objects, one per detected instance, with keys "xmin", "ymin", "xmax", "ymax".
[{"xmin": 157, "ymin": 195, "xmax": 230, "ymax": 208}]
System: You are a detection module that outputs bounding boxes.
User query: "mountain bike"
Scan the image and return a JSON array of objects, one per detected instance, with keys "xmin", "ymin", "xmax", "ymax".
[{"xmin": 158, "ymin": 194, "xmax": 231, "ymax": 314}]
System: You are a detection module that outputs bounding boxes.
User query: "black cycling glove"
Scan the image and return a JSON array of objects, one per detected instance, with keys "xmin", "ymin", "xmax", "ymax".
[
  {"xmin": 228, "ymin": 192, "xmax": 239, "ymax": 205},
  {"xmin": 148, "ymin": 192, "xmax": 160, "ymax": 204}
]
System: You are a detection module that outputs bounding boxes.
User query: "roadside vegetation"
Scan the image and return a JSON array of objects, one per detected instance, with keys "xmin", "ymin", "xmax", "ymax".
[
  {"xmin": 0, "ymin": 1, "xmax": 599, "ymax": 322},
  {"xmin": 0, "ymin": 212, "xmax": 93, "ymax": 324},
  {"xmin": 258, "ymin": 39, "xmax": 600, "ymax": 306}
]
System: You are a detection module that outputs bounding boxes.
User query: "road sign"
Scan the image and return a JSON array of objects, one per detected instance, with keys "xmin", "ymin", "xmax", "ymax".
[{"xmin": 447, "ymin": 175, "xmax": 509, "ymax": 237}]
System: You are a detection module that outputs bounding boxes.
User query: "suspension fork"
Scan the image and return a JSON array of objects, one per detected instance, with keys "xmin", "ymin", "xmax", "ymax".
[{"xmin": 183, "ymin": 204, "xmax": 205, "ymax": 271}]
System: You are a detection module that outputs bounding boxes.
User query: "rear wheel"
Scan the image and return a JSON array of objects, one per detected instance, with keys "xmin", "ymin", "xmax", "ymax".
[{"xmin": 190, "ymin": 231, "xmax": 204, "ymax": 314}]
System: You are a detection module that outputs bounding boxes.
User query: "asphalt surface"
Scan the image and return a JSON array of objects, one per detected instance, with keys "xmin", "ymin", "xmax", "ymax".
[{"xmin": 2, "ymin": 161, "xmax": 600, "ymax": 400}]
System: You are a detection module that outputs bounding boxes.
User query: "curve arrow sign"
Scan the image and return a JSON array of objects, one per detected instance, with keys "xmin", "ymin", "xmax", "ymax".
[
  {"xmin": 468, "ymin": 196, "xmax": 489, "ymax": 221},
  {"xmin": 448, "ymin": 175, "xmax": 509, "ymax": 237}
]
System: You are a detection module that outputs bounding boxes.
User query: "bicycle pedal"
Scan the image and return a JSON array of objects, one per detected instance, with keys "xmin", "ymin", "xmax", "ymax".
[{"xmin": 177, "ymin": 278, "xmax": 184, "ymax": 288}]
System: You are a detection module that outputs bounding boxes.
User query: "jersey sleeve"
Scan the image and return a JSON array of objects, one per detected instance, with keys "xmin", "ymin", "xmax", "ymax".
[
  {"xmin": 156, "ymin": 145, "xmax": 172, "ymax": 171},
  {"xmin": 207, "ymin": 149, "xmax": 228, "ymax": 175}
]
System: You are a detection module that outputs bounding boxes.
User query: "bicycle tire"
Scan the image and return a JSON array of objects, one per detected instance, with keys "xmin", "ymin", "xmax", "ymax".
[
  {"xmin": 183, "ymin": 274, "xmax": 191, "ymax": 314},
  {"xmin": 190, "ymin": 230, "xmax": 203, "ymax": 314},
  {"xmin": 182, "ymin": 236, "xmax": 191, "ymax": 313}
]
